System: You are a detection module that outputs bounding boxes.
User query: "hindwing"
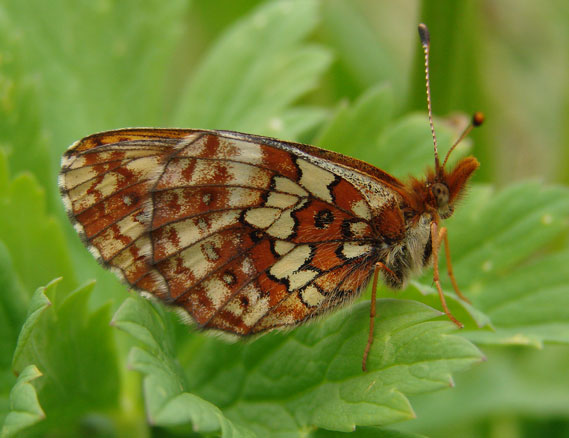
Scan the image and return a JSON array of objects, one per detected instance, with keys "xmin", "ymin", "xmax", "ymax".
[{"xmin": 59, "ymin": 129, "xmax": 397, "ymax": 335}]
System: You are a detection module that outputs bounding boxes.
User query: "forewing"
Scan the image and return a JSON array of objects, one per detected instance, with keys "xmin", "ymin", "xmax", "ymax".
[{"xmin": 59, "ymin": 129, "xmax": 381, "ymax": 335}]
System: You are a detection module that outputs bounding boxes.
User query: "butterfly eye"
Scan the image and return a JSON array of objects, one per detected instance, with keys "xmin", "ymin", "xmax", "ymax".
[{"xmin": 432, "ymin": 182, "xmax": 450, "ymax": 209}]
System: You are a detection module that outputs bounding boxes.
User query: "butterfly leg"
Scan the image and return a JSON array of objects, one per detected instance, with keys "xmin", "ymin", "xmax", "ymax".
[
  {"xmin": 442, "ymin": 229, "xmax": 471, "ymax": 304},
  {"xmin": 362, "ymin": 261, "xmax": 396, "ymax": 372},
  {"xmin": 431, "ymin": 222, "xmax": 463, "ymax": 328}
]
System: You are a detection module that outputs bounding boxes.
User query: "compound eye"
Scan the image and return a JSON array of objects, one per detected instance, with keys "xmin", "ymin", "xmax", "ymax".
[{"xmin": 432, "ymin": 182, "xmax": 450, "ymax": 208}]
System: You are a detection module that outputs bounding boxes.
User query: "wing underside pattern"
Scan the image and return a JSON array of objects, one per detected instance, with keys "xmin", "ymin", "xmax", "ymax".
[{"xmin": 59, "ymin": 129, "xmax": 381, "ymax": 335}]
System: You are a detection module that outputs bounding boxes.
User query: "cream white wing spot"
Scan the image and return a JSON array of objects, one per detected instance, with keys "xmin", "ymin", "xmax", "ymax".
[
  {"xmin": 67, "ymin": 155, "xmax": 162, "ymax": 212},
  {"xmin": 222, "ymin": 272, "xmax": 237, "ymax": 285},
  {"xmin": 269, "ymin": 245, "xmax": 311, "ymax": 279},
  {"xmin": 123, "ymin": 194, "xmax": 134, "ymax": 206},
  {"xmin": 227, "ymin": 187, "xmax": 263, "ymax": 208},
  {"xmin": 224, "ymin": 299, "xmax": 244, "ymax": 318},
  {"xmin": 203, "ymin": 277, "xmax": 232, "ymax": 309},
  {"xmin": 202, "ymin": 241, "xmax": 220, "ymax": 262},
  {"xmin": 269, "ymin": 244, "xmax": 318, "ymax": 291},
  {"xmin": 178, "ymin": 136, "xmax": 265, "ymax": 165},
  {"xmin": 159, "ymin": 159, "xmax": 272, "ymax": 190},
  {"xmin": 242, "ymin": 291, "xmax": 269, "ymax": 327},
  {"xmin": 241, "ymin": 257, "xmax": 255, "ymax": 276},
  {"xmin": 62, "ymin": 166, "xmax": 98, "ymax": 190},
  {"xmin": 265, "ymin": 210, "xmax": 295, "ymax": 239},
  {"xmin": 135, "ymin": 210, "xmax": 150, "ymax": 226},
  {"xmin": 226, "ymin": 161, "xmax": 272, "ymax": 188},
  {"xmin": 257, "ymin": 312, "xmax": 295, "ymax": 329},
  {"xmin": 202, "ymin": 193, "xmax": 212, "ymax": 205},
  {"xmin": 174, "ymin": 133, "xmax": 209, "ymax": 156},
  {"xmin": 341, "ymin": 242, "xmax": 373, "ymax": 259},
  {"xmin": 351, "ymin": 199, "xmax": 372, "ymax": 220},
  {"xmin": 265, "ymin": 192, "xmax": 298, "ymax": 209},
  {"xmin": 175, "ymin": 234, "xmax": 226, "ymax": 279},
  {"xmin": 297, "ymin": 158, "xmax": 336, "ymax": 203},
  {"xmin": 273, "ymin": 176, "xmax": 308, "ymax": 197},
  {"xmin": 125, "ymin": 155, "xmax": 164, "ymax": 176},
  {"xmin": 301, "ymin": 285, "xmax": 325, "ymax": 307},
  {"xmin": 92, "ymin": 211, "xmax": 147, "ymax": 260},
  {"xmin": 223, "ymin": 138, "xmax": 264, "ymax": 165},
  {"xmin": 244, "ymin": 207, "xmax": 281, "ymax": 229},
  {"xmin": 349, "ymin": 221, "xmax": 369, "ymax": 238},
  {"xmin": 188, "ymin": 159, "xmax": 214, "ymax": 184},
  {"xmin": 274, "ymin": 240, "xmax": 295, "ymax": 256},
  {"xmin": 287, "ymin": 270, "xmax": 318, "ymax": 291}
]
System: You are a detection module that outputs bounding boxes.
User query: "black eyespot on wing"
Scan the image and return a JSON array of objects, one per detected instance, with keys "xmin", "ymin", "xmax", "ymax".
[
  {"xmin": 314, "ymin": 209, "xmax": 334, "ymax": 229},
  {"xmin": 250, "ymin": 230, "xmax": 265, "ymax": 243}
]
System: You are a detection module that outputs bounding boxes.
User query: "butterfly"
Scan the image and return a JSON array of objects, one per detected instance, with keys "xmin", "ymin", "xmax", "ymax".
[{"xmin": 58, "ymin": 24, "xmax": 483, "ymax": 371}]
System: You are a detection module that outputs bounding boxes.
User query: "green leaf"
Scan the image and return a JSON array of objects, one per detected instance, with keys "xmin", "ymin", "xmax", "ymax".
[
  {"xmin": 397, "ymin": 345, "xmax": 569, "ymax": 436},
  {"xmin": 1, "ymin": 365, "xmax": 45, "ymax": 438},
  {"xmin": 0, "ymin": 151, "xmax": 76, "ymax": 296},
  {"xmin": 314, "ymin": 427, "xmax": 427, "ymax": 438},
  {"xmin": 10, "ymin": 282, "xmax": 52, "ymax": 373},
  {"xmin": 320, "ymin": 1, "xmax": 404, "ymax": 97},
  {"xmin": 274, "ymin": 107, "xmax": 330, "ymax": 142},
  {"xmin": 114, "ymin": 295, "xmax": 482, "ymax": 435},
  {"xmin": 174, "ymin": 0, "xmax": 331, "ymax": 137},
  {"xmin": 0, "ymin": 242, "xmax": 28, "ymax": 427},
  {"xmin": 441, "ymin": 183, "xmax": 569, "ymax": 346},
  {"xmin": 315, "ymin": 84, "xmax": 394, "ymax": 155},
  {"xmin": 112, "ymin": 296, "xmax": 254, "ymax": 437},
  {"xmin": 0, "ymin": 46, "xmax": 53, "ymax": 201},
  {"xmin": 0, "ymin": 241, "xmax": 27, "ymax": 367},
  {"xmin": 9, "ymin": 279, "xmax": 122, "ymax": 437},
  {"xmin": 0, "ymin": 0, "xmax": 188, "ymax": 141}
]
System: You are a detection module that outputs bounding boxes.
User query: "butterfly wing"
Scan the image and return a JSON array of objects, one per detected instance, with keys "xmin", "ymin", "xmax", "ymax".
[{"xmin": 59, "ymin": 129, "xmax": 393, "ymax": 335}]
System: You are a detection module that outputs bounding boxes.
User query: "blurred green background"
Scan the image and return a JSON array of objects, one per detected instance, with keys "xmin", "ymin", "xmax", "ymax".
[{"xmin": 1, "ymin": 0, "xmax": 569, "ymax": 437}]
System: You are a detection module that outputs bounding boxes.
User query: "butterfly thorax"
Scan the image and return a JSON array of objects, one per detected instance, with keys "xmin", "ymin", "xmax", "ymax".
[{"xmin": 374, "ymin": 210, "xmax": 433, "ymax": 289}]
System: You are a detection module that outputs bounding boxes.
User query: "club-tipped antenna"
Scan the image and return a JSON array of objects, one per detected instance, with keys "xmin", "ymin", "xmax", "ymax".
[
  {"xmin": 442, "ymin": 112, "xmax": 485, "ymax": 168},
  {"xmin": 418, "ymin": 23, "xmax": 441, "ymax": 175}
]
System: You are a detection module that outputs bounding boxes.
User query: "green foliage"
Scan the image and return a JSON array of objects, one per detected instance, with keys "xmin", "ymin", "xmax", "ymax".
[
  {"xmin": 0, "ymin": 151, "xmax": 76, "ymax": 295},
  {"xmin": 112, "ymin": 295, "xmax": 481, "ymax": 436},
  {"xmin": 2, "ymin": 365, "xmax": 44, "ymax": 437},
  {"xmin": 0, "ymin": 0, "xmax": 568, "ymax": 437},
  {"xmin": 399, "ymin": 345, "xmax": 569, "ymax": 436},
  {"xmin": 112, "ymin": 297, "xmax": 255, "ymax": 436},
  {"xmin": 173, "ymin": 0, "xmax": 330, "ymax": 138},
  {"xmin": 6, "ymin": 279, "xmax": 121, "ymax": 437}
]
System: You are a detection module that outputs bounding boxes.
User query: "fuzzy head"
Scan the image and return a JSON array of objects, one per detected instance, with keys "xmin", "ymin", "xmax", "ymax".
[{"xmin": 429, "ymin": 156, "xmax": 479, "ymax": 218}]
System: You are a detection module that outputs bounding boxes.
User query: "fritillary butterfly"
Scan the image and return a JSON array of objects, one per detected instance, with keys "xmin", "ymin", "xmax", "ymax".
[{"xmin": 59, "ymin": 24, "xmax": 483, "ymax": 371}]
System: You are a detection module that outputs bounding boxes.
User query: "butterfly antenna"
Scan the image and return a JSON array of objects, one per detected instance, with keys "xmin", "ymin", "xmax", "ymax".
[
  {"xmin": 442, "ymin": 112, "xmax": 485, "ymax": 168},
  {"xmin": 418, "ymin": 23, "xmax": 441, "ymax": 176}
]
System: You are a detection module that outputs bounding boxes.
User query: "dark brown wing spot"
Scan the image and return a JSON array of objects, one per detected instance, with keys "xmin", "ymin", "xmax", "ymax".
[{"xmin": 314, "ymin": 209, "xmax": 334, "ymax": 229}]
